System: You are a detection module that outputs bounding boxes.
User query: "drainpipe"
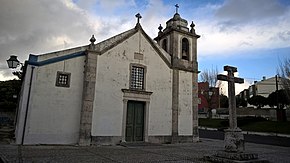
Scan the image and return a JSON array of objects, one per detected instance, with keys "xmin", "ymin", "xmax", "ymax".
[{"xmin": 21, "ymin": 66, "xmax": 35, "ymax": 145}]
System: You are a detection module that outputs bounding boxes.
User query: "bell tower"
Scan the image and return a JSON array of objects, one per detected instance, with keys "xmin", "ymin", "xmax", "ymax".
[
  {"xmin": 154, "ymin": 4, "xmax": 200, "ymax": 72},
  {"xmin": 154, "ymin": 5, "xmax": 200, "ymax": 143}
]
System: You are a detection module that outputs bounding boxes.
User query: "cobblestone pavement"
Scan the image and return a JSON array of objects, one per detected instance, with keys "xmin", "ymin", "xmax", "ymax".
[{"xmin": 0, "ymin": 138, "xmax": 290, "ymax": 163}]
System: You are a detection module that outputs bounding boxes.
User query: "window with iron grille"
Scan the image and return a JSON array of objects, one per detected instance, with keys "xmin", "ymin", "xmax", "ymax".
[
  {"xmin": 130, "ymin": 66, "xmax": 145, "ymax": 90},
  {"xmin": 56, "ymin": 71, "xmax": 71, "ymax": 88}
]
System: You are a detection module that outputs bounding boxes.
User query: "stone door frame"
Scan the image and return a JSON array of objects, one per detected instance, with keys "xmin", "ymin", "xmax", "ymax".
[{"xmin": 121, "ymin": 89, "xmax": 152, "ymax": 143}]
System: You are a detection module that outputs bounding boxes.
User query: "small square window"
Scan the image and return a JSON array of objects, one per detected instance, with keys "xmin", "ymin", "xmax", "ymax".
[{"xmin": 56, "ymin": 71, "xmax": 71, "ymax": 88}]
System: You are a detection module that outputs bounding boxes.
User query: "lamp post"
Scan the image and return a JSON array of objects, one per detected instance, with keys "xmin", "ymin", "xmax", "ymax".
[
  {"xmin": 7, "ymin": 55, "xmax": 24, "ymax": 80},
  {"xmin": 7, "ymin": 55, "xmax": 23, "ymax": 69},
  {"xmin": 275, "ymin": 75, "xmax": 279, "ymax": 110},
  {"xmin": 6, "ymin": 55, "xmax": 26, "ymax": 146},
  {"xmin": 206, "ymin": 90, "xmax": 213, "ymax": 118}
]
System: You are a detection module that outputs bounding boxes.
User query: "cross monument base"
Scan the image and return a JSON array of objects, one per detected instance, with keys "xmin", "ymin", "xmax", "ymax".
[
  {"xmin": 205, "ymin": 151, "xmax": 269, "ymax": 163},
  {"xmin": 224, "ymin": 128, "xmax": 245, "ymax": 152}
]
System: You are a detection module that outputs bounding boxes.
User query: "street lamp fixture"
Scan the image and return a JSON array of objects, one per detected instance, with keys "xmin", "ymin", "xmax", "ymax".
[
  {"xmin": 7, "ymin": 55, "xmax": 22, "ymax": 69},
  {"xmin": 209, "ymin": 91, "xmax": 213, "ymax": 96}
]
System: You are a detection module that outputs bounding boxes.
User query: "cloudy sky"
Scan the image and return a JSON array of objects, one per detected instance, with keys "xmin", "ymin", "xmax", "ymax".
[{"xmin": 1, "ymin": 0, "xmax": 290, "ymax": 94}]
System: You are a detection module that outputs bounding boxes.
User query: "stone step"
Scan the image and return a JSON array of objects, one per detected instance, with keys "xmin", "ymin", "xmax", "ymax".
[
  {"xmin": 205, "ymin": 155, "xmax": 269, "ymax": 163},
  {"xmin": 204, "ymin": 152, "xmax": 269, "ymax": 163}
]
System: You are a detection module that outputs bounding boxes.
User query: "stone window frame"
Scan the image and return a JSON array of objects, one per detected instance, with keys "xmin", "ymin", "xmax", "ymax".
[
  {"xmin": 129, "ymin": 63, "xmax": 147, "ymax": 91},
  {"xmin": 181, "ymin": 37, "xmax": 190, "ymax": 61},
  {"xmin": 55, "ymin": 71, "xmax": 71, "ymax": 88}
]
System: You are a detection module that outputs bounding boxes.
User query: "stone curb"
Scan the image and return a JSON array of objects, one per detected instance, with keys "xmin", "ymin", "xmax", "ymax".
[{"xmin": 198, "ymin": 126, "xmax": 290, "ymax": 138}]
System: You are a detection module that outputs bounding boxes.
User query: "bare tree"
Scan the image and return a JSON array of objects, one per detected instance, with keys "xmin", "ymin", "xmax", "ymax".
[
  {"xmin": 276, "ymin": 57, "xmax": 290, "ymax": 121},
  {"xmin": 199, "ymin": 66, "xmax": 221, "ymax": 88},
  {"xmin": 12, "ymin": 71, "xmax": 23, "ymax": 80},
  {"xmin": 278, "ymin": 58, "xmax": 290, "ymax": 101}
]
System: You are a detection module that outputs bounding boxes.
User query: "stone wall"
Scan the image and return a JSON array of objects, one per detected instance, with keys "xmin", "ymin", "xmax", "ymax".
[
  {"xmin": 201, "ymin": 108, "xmax": 290, "ymax": 121},
  {"xmin": 236, "ymin": 108, "xmax": 271, "ymax": 117}
]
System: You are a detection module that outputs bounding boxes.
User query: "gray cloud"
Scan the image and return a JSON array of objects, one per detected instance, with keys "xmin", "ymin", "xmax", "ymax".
[
  {"xmin": 269, "ymin": 30, "xmax": 290, "ymax": 42},
  {"xmin": 96, "ymin": 0, "xmax": 136, "ymax": 11},
  {"xmin": 74, "ymin": 0, "xmax": 97, "ymax": 12},
  {"xmin": 277, "ymin": 31, "xmax": 290, "ymax": 41},
  {"xmin": 215, "ymin": 0, "xmax": 287, "ymax": 24},
  {"xmin": 239, "ymin": 41, "xmax": 253, "ymax": 47},
  {"xmin": 0, "ymin": 0, "xmax": 96, "ymax": 79},
  {"xmin": 0, "ymin": 0, "xmax": 157, "ymax": 80},
  {"xmin": 216, "ymin": 20, "xmax": 241, "ymax": 32}
]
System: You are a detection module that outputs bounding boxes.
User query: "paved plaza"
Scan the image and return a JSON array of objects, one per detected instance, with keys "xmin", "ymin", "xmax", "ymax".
[{"xmin": 1, "ymin": 138, "xmax": 290, "ymax": 163}]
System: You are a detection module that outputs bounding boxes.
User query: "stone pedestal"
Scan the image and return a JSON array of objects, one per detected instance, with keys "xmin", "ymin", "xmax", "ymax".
[{"xmin": 224, "ymin": 128, "xmax": 244, "ymax": 152}]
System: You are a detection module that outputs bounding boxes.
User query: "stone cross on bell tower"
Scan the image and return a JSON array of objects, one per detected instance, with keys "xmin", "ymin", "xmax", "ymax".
[
  {"xmin": 175, "ymin": 4, "xmax": 179, "ymax": 13},
  {"xmin": 217, "ymin": 65, "xmax": 245, "ymax": 152}
]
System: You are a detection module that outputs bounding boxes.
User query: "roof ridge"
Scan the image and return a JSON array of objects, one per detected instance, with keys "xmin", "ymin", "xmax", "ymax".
[{"xmin": 95, "ymin": 28, "xmax": 137, "ymax": 53}]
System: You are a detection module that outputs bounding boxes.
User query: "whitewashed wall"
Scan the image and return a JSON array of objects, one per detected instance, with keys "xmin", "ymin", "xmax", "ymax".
[
  {"xmin": 18, "ymin": 56, "xmax": 85, "ymax": 144},
  {"xmin": 92, "ymin": 32, "xmax": 173, "ymax": 137}
]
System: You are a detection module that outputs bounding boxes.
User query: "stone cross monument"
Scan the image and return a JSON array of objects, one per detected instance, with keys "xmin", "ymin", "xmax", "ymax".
[
  {"xmin": 205, "ymin": 67, "xmax": 268, "ymax": 162},
  {"xmin": 217, "ymin": 65, "xmax": 245, "ymax": 152}
]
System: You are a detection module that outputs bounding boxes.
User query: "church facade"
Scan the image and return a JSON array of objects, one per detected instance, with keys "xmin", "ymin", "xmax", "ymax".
[{"xmin": 15, "ymin": 12, "xmax": 200, "ymax": 145}]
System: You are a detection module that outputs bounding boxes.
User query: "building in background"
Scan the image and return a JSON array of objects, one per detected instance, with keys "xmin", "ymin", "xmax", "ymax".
[
  {"xmin": 198, "ymin": 82, "xmax": 219, "ymax": 113},
  {"xmin": 249, "ymin": 76, "xmax": 283, "ymax": 98},
  {"xmin": 237, "ymin": 76, "xmax": 285, "ymax": 108}
]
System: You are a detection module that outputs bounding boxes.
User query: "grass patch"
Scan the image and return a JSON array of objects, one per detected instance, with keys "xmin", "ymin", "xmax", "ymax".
[
  {"xmin": 199, "ymin": 117, "xmax": 290, "ymax": 135},
  {"xmin": 199, "ymin": 118, "xmax": 227, "ymax": 129},
  {"xmin": 240, "ymin": 121, "xmax": 290, "ymax": 134}
]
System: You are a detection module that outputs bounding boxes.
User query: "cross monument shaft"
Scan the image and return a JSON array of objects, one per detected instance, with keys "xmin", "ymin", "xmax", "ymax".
[{"xmin": 217, "ymin": 66, "xmax": 244, "ymax": 129}]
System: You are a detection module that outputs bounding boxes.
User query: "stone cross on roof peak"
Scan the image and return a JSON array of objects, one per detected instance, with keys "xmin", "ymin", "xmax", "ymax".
[{"xmin": 135, "ymin": 13, "xmax": 142, "ymax": 24}]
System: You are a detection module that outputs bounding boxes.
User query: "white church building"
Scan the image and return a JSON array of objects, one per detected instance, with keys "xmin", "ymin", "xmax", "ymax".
[{"xmin": 15, "ymin": 11, "xmax": 200, "ymax": 145}]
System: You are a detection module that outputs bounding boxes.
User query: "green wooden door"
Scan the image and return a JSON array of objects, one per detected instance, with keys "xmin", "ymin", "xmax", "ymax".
[{"xmin": 126, "ymin": 101, "xmax": 144, "ymax": 142}]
